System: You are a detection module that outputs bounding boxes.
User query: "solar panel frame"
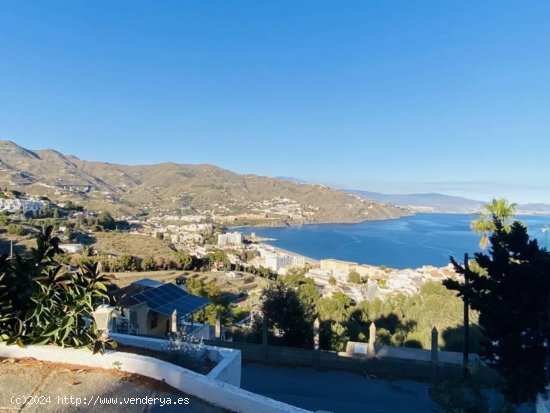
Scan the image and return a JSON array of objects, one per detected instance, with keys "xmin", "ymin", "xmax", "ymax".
[
  {"xmin": 131, "ymin": 283, "xmax": 210, "ymax": 317},
  {"xmin": 132, "ymin": 283, "xmax": 183, "ymax": 304},
  {"xmin": 132, "ymin": 278, "xmax": 164, "ymax": 288}
]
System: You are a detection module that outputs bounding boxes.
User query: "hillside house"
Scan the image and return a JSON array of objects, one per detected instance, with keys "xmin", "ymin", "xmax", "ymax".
[{"xmin": 110, "ymin": 279, "xmax": 211, "ymax": 338}]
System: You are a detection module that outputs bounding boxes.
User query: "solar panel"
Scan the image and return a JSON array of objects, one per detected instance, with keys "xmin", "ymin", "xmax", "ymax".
[
  {"xmin": 154, "ymin": 294, "xmax": 210, "ymax": 317},
  {"xmin": 133, "ymin": 283, "xmax": 183, "ymax": 304},
  {"xmin": 132, "ymin": 278, "xmax": 164, "ymax": 288},
  {"xmin": 131, "ymin": 283, "xmax": 210, "ymax": 317}
]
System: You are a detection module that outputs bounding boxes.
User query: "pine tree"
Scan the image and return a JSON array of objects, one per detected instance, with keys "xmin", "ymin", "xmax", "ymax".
[{"xmin": 444, "ymin": 217, "xmax": 550, "ymax": 403}]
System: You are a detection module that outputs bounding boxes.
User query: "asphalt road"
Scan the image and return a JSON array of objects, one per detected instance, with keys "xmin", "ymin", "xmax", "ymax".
[{"xmin": 241, "ymin": 362, "xmax": 439, "ymax": 413}]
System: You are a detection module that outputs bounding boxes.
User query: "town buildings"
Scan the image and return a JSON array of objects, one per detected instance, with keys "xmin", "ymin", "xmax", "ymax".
[
  {"xmin": 0, "ymin": 196, "xmax": 48, "ymax": 214},
  {"xmin": 217, "ymin": 232, "xmax": 243, "ymax": 246},
  {"xmin": 306, "ymin": 260, "xmax": 456, "ymax": 302}
]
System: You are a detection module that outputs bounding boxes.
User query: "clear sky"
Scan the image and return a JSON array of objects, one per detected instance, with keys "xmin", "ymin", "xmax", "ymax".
[{"xmin": 1, "ymin": 1, "xmax": 549, "ymax": 203}]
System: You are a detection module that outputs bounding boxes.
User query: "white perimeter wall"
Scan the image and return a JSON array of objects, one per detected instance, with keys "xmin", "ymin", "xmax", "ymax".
[
  {"xmin": 0, "ymin": 343, "xmax": 312, "ymax": 413},
  {"xmin": 110, "ymin": 333, "xmax": 241, "ymax": 387}
]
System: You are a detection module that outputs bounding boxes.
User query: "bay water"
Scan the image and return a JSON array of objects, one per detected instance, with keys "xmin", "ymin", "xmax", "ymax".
[{"xmin": 238, "ymin": 213, "xmax": 550, "ymax": 269}]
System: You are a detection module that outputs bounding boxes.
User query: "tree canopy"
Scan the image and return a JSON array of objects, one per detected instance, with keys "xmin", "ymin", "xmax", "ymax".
[
  {"xmin": 260, "ymin": 282, "xmax": 314, "ymax": 347},
  {"xmin": 97, "ymin": 211, "xmax": 116, "ymax": 230},
  {"xmin": 247, "ymin": 275, "xmax": 475, "ymax": 353},
  {"xmin": 445, "ymin": 217, "xmax": 550, "ymax": 403},
  {"xmin": 174, "ymin": 249, "xmax": 194, "ymax": 270},
  {"xmin": 470, "ymin": 198, "xmax": 517, "ymax": 249}
]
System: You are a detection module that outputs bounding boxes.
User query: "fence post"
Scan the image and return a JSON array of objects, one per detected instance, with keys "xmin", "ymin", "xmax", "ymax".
[
  {"xmin": 431, "ymin": 326, "xmax": 439, "ymax": 380},
  {"xmin": 463, "ymin": 253, "xmax": 470, "ymax": 378},
  {"xmin": 431, "ymin": 327, "xmax": 439, "ymax": 363},
  {"xmin": 171, "ymin": 310, "xmax": 178, "ymax": 333},
  {"xmin": 262, "ymin": 315, "xmax": 268, "ymax": 362},
  {"xmin": 313, "ymin": 317, "xmax": 320, "ymax": 367},
  {"xmin": 368, "ymin": 322, "xmax": 377, "ymax": 358},
  {"xmin": 215, "ymin": 313, "xmax": 222, "ymax": 343}
]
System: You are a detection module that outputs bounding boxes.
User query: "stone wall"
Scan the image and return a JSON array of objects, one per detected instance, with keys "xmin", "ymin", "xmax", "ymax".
[{"xmin": 207, "ymin": 340, "xmax": 499, "ymax": 383}]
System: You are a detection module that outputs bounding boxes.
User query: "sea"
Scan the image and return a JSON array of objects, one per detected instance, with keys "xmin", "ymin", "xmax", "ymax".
[{"xmin": 237, "ymin": 213, "xmax": 550, "ymax": 269}]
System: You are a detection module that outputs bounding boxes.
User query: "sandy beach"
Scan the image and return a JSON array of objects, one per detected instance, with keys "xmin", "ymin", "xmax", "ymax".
[{"xmin": 259, "ymin": 242, "xmax": 320, "ymax": 265}]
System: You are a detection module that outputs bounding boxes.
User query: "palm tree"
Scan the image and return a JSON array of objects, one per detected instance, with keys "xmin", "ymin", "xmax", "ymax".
[{"xmin": 471, "ymin": 198, "xmax": 518, "ymax": 249}]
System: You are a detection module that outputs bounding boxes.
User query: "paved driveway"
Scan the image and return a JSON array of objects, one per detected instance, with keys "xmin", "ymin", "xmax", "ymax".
[{"xmin": 241, "ymin": 362, "xmax": 439, "ymax": 413}]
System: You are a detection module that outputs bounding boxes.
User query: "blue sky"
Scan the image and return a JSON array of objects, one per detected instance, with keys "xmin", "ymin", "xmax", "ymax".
[{"xmin": 1, "ymin": 1, "xmax": 549, "ymax": 203}]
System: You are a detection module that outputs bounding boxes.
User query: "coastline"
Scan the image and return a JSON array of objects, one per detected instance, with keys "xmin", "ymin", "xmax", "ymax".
[
  {"xmin": 237, "ymin": 213, "xmax": 550, "ymax": 270},
  {"xmin": 231, "ymin": 212, "xmax": 414, "ymax": 230},
  {"xmin": 231, "ymin": 211, "xmax": 550, "ymax": 228}
]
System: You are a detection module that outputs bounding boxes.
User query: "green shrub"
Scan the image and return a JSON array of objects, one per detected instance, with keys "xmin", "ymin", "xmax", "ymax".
[
  {"xmin": 348, "ymin": 270, "xmax": 361, "ymax": 284},
  {"xmin": 0, "ymin": 226, "xmax": 112, "ymax": 352},
  {"xmin": 7, "ymin": 223, "xmax": 24, "ymax": 235},
  {"xmin": 430, "ymin": 378, "xmax": 488, "ymax": 413}
]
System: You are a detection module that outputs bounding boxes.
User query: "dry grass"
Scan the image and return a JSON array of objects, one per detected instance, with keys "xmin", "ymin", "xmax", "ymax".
[
  {"xmin": 0, "ymin": 234, "xmax": 37, "ymax": 256},
  {"xmin": 109, "ymin": 270, "xmax": 272, "ymax": 300},
  {"xmin": 197, "ymin": 271, "xmax": 272, "ymax": 296},
  {"xmin": 93, "ymin": 232, "xmax": 175, "ymax": 258},
  {"xmin": 0, "ymin": 357, "xmax": 198, "ymax": 396},
  {"xmin": 108, "ymin": 270, "xmax": 183, "ymax": 288}
]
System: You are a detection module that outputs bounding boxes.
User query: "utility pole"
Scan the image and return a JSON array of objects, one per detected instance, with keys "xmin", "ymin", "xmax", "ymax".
[
  {"xmin": 463, "ymin": 253, "xmax": 470, "ymax": 378},
  {"xmin": 9, "ymin": 239, "xmax": 13, "ymax": 259}
]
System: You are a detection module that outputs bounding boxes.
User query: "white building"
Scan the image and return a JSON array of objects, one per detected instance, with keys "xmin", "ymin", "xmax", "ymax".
[
  {"xmin": 305, "ymin": 268, "xmax": 333, "ymax": 286},
  {"xmin": 306, "ymin": 268, "xmax": 348, "ymax": 284},
  {"xmin": 217, "ymin": 232, "xmax": 243, "ymax": 246},
  {"xmin": 292, "ymin": 256, "xmax": 306, "ymax": 267},
  {"xmin": 60, "ymin": 244, "xmax": 84, "ymax": 254},
  {"xmin": 264, "ymin": 253, "xmax": 307, "ymax": 274},
  {"xmin": 264, "ymin": 253, "xmax": 291, "ymax": 272},
  {"xmin": 0, "ymin": 197, "xmax": 48, "ymax": 214}
]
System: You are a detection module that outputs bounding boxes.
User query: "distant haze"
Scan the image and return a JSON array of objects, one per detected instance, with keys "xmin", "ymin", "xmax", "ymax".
[{"xmin": 344, "ymin": 190, "xmax": 550, "ymax": 214}]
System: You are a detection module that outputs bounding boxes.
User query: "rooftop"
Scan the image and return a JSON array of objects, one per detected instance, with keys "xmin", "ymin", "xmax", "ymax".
[{"xmin": 112, "ymin": 279, "xmax": 210, "ymax": 318}]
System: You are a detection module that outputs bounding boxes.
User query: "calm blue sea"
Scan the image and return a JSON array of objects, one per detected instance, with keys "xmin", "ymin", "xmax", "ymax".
[{"xmin": 237, "ymin": 214, "xmax": 550, "ymax": 269}]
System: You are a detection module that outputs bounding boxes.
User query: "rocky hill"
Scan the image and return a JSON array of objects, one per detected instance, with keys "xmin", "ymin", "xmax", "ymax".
[{"xmin": 0, "ymin": 140, "xmax": 410, "ymax": 224}]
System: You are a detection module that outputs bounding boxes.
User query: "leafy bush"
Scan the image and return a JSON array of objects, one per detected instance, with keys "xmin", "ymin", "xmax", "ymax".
[
  {"xmin": 347, "ymin": 270, "xmax": 361, "ymax": 284},
  {"xmin": 7, "ymin": 223, "xmax": 24, "ymax": 235},
  {"xmin": 430, "ymin": 377, "xmax": 517, "ymax": 413},
  {"xmin": 431, "ymin": 378, "xmax": 488, "ymax": 413},
  {"xmin": 0, "ymin": 226, "xmax": 111, "ymax": 351}
]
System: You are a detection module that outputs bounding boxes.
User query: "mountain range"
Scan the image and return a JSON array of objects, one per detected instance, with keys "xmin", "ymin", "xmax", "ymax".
[
  {"xmin": 274, "ymin": 177, "xmax": 550, "ymax": 214},
  {"xmin": 345, "ymin": 190, "xmax": 486, "ymax": 213},
  {"xmin": 0, "ymin": 140, "xmax": 410, "ymax": 224},
  {"xmin": 346, "ymin": 190, "xmax": 550, "ymax": 214}
]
